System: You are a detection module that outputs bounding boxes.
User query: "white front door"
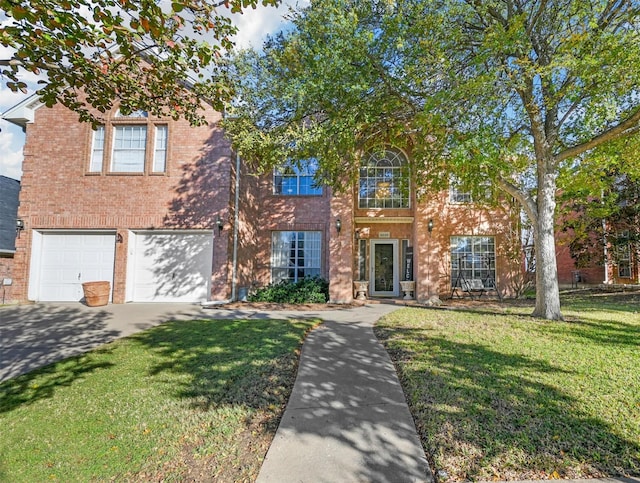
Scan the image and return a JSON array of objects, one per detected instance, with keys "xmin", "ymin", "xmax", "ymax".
[
  {"xmin": 35, "ymin": 232, "xmax": 116, "ymax": 301},
  {"xmin": 128, "ymin": 231, "xmax": 213, "ymax": 302},
  {"xmin": 370, "ymin": 240, "xmax": 399, "ymax": 297}
]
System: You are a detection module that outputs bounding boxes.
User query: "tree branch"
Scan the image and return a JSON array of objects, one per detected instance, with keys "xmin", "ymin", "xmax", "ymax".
[
  {"xmin": 0, "ymin": 57, "xmax": 59, "ymax": 71},
  {"xmin": 555, "ymin": 106, "xmax": 640, "ymax": 162},
  {"xmin": 496, "ymin": 175, "xmax": 538, "ymax": 225}
]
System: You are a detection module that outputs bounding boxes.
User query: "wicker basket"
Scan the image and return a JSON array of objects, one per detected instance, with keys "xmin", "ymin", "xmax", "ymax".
[{"xmin": 82, "ymin": 281, "xmax": 111, "ymax": 307}]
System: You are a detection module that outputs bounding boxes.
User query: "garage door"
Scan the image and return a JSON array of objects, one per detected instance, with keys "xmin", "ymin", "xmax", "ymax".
[
  {"xmin": 36, "ymin": 232, "xmax": 116, "ymax": 302},
  {"xmin": 128, "ymin": 231, "xmax": 213, "ymax": 302}
]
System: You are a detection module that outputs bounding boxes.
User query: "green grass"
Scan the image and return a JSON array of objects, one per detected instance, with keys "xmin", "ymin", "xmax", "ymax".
[
  {"xmin": 375, "ymin": 292, "xmax": 640, "ymax": 482},
  {"xmin": 0, "ymin": 317, "xmax": 318, "ymax": 482}
]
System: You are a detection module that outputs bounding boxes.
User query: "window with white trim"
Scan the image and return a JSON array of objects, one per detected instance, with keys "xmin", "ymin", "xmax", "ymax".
[
  {"xmin": 112, "ymin": 125, "xmax": 147, "ymax": 172},
  {"xmin": 89, "ymin": 125, "xmax": 105, "ymax": 172},
  {"xmin": 618, "ymin": 231, "xmax": 631, "ymax": 278},
  {"xmin": 153, "ymin": 125, "xmax": 168, "ymax": 173},
  {"xmin": 271, "ymin": 231, "xmax": 322, "ymax": 282},
  {"xmin": 88, "ymin": 113, "xmax": 168, "ymax": 174},
  {"xmin": 358, "ymin": 149, "xmax": 409, "ymax": 208},
  {"xmin": 274, "ymin": 159, "xmax": 322, "ymax": 195},
  {"xmin": 451, "ymin": 236, "xmax": 496, "ymax": 286},
  {"xmin": 449, "ymin": 176, "xmax": 472, "ymax": 203}
]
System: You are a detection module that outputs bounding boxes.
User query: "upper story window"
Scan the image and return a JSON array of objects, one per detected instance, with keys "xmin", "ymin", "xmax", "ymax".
[
  {"xmin": 358, "ymin": 149, "xmax": 409, "ymax": 209},
  {"xmin": 88, "ymin": 111, "xmax": 168, "ymax": 174},
  {"xmin": 112, "ymin": 125, "xmax": 147, "ymax": 172},
  {"xmin": 449, "ymin": 175, "xmax": 491, "ymax": 204},
  {"xmin": 449, "ymin": 176, "xmax": 472, "ymax": 203},
  {"xmin": 274, "ymin": 159, "xmax": 322, "ymax": 195}
]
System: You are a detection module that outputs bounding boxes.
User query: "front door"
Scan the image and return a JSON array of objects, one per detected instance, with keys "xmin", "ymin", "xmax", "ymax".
[{"xmin": 370, "ymin": 240, "xmax": 399, "ymax": 297}]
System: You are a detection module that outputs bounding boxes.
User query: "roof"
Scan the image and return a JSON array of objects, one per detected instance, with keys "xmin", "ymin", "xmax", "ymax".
[{"xmin": 0, "ymin": 175, "xmax": 20, "ymax": 252}]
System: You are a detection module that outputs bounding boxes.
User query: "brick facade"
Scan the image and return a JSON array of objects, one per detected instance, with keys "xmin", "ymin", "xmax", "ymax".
[
  {"xmin": 6, "ymin": 99, "xmax": 524, "ymax": 304},
  {"xmin": 11, "ymin": 102, "xmax": 232, "ymax": 303}
]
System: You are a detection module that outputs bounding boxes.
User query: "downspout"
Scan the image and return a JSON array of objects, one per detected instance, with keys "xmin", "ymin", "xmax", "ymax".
[
  {"xmin": 231, "ymin": 151, "xmax": 241, "ymax": 301},
  {"xmin": 602, "ymin": 217, "xmax": 609, "ymax": 284},
  {"xmin": 601, "ymin": 189, "xmax": 609, "ymax": 284}
]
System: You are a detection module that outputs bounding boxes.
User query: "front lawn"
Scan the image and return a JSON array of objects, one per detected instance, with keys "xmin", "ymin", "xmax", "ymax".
[
  {"xmin": 375, "ymin": 292, "xmax": 640, "ymax": 482},
  {"xmin": 0, "ymin": 317, "xmax": 318, "ymax": 482}
]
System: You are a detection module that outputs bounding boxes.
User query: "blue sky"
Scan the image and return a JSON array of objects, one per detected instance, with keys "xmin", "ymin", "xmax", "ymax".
[{"xmin": 0, "ymin": 3, "xmax": 297, "ymax": 181}]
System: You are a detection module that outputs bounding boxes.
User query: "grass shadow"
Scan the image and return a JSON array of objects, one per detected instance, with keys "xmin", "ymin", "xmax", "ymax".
[
  {"xmin": 376, "ymin": 310, "xmax": 640, "ymax": 481},
  {"xmin": 129, "ymin": 317, "xmax": 318, "ymax": 414}
]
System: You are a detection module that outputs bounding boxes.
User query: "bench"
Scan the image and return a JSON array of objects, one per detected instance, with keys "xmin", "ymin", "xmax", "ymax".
[{"xmin": 452, "ymin": 278, "xmax": 487, "ymax": 299}]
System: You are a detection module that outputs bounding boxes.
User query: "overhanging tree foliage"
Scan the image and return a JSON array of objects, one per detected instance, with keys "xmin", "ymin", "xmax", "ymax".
[
  {"xmin": 0, "ymin": 0, "xmax": 277, "ymax": 125},
  {"xmin": 224, "ymin": 0, "xmax": 640, "ymax": 320}
]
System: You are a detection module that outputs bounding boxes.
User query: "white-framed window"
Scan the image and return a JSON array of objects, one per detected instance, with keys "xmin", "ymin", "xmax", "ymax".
[
  {"xmin": 271, "ymin": 231, "xmax": 322, "ymax": 282},
  {"xmin": 112, "ymin": 125, "xmax": 148, "ymax": 172},
  {"xmin": 89, "ymin": 125, "xmax": 105, "ymax": 172},
  {"xmin": 153, "ymin": 125, "xmax": 168, "ymax": 173},
  {"xmin": 88, "ymin": 116, "xmax": 168, "ymax": 174},
  {"xmin": 451, "ymin": 236, "xmax": 496, "ymax": 286},
  {"xmin": 618, "ymin": 231, "xmax": 631, "ymax": 278},
  {"xmin": 358, "ymin": 149, "xmax": 410, "ymax": 208},
  {"xmin": 274, "ymin": 159, "xmax": 322, "ymax": 195},
  {"xmin": 449, "ymin": 176, "xmax": 472, "ymax": 203}
]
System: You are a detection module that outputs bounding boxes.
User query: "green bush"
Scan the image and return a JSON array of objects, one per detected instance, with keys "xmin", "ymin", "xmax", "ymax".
[{"xmin": 248, "ymin": 277, "xmax": 329, "ymax": 303}]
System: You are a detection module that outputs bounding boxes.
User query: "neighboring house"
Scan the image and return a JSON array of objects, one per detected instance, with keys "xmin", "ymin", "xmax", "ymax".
[
  {"xmin": 2, "ymin": 96, "xmax": 522, "ymax": 304},
  {"xmin": 0, "ymin": 175, "xmax": 20, "ymax": 303},
  {"xmin": 555, "ymin": 174, "xmax": 640, "ymax": 287}
]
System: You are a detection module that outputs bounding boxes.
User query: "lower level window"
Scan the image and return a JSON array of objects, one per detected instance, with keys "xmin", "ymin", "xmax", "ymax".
[
  {"xmin": 618, "ymin": 235, "xmax": 631, "ymax": 278},
  {"xmin": 451, "ymin": 236, "xmax": 496, "ymax": 286},
  {"xmin": 272, "ymin": 231, "xmax": 321, "ymax": 282}
]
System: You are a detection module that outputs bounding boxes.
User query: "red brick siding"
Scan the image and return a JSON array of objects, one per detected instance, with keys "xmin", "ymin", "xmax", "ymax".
[{"xmin": 13, "ymin": 103, "xmax": 233, "ymax": 302}]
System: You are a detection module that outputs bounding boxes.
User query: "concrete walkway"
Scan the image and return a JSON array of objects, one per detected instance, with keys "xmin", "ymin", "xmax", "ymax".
[{"xmin": 256, "ymin": 303, "xmax": 433, "ymax": 483}]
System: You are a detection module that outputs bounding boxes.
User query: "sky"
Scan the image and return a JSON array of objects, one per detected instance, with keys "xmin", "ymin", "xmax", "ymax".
[{"xmin": 0, "ymin": 3, "xmax": 297, "ymax": 181}]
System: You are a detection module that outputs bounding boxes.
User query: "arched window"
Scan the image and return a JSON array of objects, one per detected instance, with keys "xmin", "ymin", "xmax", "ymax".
[{"xmin": 358, "ymin": 149, "xmax": 409, "ymax": 208}]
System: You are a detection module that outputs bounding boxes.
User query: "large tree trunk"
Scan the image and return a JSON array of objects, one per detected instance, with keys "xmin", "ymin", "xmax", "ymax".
[{"xmin": 533, "ymin": 171, "xmax": 564, "ymax": 320}]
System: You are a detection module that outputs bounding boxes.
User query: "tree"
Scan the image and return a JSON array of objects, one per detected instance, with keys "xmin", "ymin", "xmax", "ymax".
[
  {"xmin": 0, "ymin": 0, "xmax": 278, "ymax": 125},
  {"xmin": 224, "ymin": 0, "xmax": 640, "ymax": 320}
]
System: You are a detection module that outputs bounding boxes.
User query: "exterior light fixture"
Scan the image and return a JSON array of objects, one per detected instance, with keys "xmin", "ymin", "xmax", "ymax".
[
  {"xmin": 216, "ymin": 216, "xmax": 224, "ymax": 234},
  {"xmin": 116, "ymin": 233, "xmax": 124, "ymax": 243},
  {"xmin": 16, "ymin": 218, "xmax": 25, "ymax": 238},
  {"xmin": 427, "ymin": 218, "xmax": 434, "ymax": 234},
  {"xmin": 336, "ymin": 218, "xmax": 342, "ymax": 234}
]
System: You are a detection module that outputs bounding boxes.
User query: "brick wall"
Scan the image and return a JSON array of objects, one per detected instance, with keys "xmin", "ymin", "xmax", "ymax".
[
  {"xmin": 0, "ymin": 256, "xmax": 14, "ymax": 303},
  {"xmin": 13, "ymin": 102, "xmax": 233, "ymax": 302},
  {"xmin": 235, "ymin": 162, "xmax": 332, "ymax": 294}
]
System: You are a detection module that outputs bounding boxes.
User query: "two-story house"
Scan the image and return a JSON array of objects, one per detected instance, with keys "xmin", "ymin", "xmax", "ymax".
[{"xmin": 2, "ymin": 96, "xmax": 521, "ymax": 304}]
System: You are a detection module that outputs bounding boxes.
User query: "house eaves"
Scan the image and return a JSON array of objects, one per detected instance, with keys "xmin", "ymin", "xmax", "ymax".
[{"xmin": 1, "ymin": 94, "xmax": 43, "ymax": 130}]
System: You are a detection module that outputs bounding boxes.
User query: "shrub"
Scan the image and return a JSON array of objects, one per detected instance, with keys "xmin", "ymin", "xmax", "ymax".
[{"xmin": 248, "ymin": 277, "xmax": 329, "ymax": 303}]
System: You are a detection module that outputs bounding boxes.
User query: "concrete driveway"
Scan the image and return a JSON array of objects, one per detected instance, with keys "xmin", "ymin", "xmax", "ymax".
[{"xmin": 0, "ymin": 302, "xmax": 294, "ymax": 383}]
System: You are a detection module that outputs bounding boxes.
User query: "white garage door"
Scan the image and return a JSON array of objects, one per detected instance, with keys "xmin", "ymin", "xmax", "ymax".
[
  {"xmin": 129, "ymin": 231, "xmax": 213, "ymax": 302},
  {"xmin": 36, "ymin": 232, "xmax": 116, "ymax": 302}
]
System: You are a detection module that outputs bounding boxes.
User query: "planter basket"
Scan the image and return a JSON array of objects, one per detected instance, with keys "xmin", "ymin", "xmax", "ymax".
[{"xmin": 82, "ymin": 281, "xmax": 111, "ymax": 307}]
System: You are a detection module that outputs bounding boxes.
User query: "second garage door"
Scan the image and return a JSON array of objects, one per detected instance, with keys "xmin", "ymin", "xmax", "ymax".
[{"xmin": 128, "ymin": 231, "xmax": 214, "ymax": 302}]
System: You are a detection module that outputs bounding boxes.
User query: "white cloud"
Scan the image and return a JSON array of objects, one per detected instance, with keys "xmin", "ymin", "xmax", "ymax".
[
  {"xmin": 229, "ymin": 0, "xmax": 307, "ymax": 49},
  {"xmin": 230, "ymin": 4, "xmax": 291, "ymax": 49}
]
